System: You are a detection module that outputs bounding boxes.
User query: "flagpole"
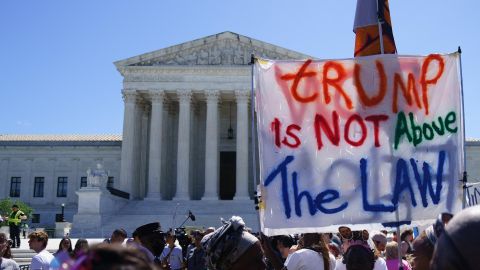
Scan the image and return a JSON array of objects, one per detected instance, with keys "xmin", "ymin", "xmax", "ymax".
[
  {"xmin": 376, "ymin": 0, "xmax": 385, "ymax": 54},
  {"xmin": 249, "ymin": 54, "xmax": 262, "ymax": 232},
  {"xmin": 458, "ymin": 46, "xmax": 468, "ymax": 209}
]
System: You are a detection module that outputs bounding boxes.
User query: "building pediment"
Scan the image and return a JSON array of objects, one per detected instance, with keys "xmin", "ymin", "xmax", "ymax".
[{"xmin": 114, "ymin": 31, "xmax": 312, "ymax": 67}]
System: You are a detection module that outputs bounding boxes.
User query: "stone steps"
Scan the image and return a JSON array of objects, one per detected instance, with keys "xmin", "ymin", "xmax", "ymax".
[
  {"xmin": 119, "ymin": 200, "xmax": 257, "ymax": 214},
  {"xmin": 70, "ymin": 199, "xmax": 260, "ymax": 238},
  {"xmin": 11, "ymin": 239, "xmax": 105, "ymax": 266},
  {"xmin": 11, "ymin": 249, "xmax": 56, "ymax": 266}
]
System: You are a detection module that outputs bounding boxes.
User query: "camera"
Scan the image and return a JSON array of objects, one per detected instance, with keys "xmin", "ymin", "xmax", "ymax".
[{"xmin": 174, "ymin": 227, "xmax": 190, "ymax": 258}]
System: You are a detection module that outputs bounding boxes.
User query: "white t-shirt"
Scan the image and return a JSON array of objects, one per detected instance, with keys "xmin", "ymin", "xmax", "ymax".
[
  {"xmin": 374, "ymin": 257, "xmax": 387, "ymax": 270},
  {"xmin": 1, "ymin": 258, "xmax": 19, "ymax": 270},
  {"xmin": 30, "ymin": 249, "xmax": 54, "ymax": 270},
  {"xmin": 285, "ymin": 249, "xmax": 325, "ymax": 270},
  {"xmin": 335, "ymin": 256, "xmax": 387, "ymax": 270},
  {"xmin": 329, "ymin": 253, "xmax": 336, "ymax": 270},
  {"xmin": 160, "ymin": 245, "xmax": 183, "ymax": 270}
]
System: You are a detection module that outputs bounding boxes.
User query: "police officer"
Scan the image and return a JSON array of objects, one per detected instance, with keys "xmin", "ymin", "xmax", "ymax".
[{"xmin": 5, "ymin": 204, "xmax": 26, "ymax": 248}]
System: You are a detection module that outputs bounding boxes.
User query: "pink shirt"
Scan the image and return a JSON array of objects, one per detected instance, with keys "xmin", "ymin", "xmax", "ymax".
[{"xmin": 386, "ymin": 259, "xmax": 412, "ymax": 270}]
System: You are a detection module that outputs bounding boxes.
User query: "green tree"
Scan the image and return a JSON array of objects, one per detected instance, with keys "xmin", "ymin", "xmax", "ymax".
[{"xmin": 0, "ymin": 198, "xmax": 34, "ymax": 226}]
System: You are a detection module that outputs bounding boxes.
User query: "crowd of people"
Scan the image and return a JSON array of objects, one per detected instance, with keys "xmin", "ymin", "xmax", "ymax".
[{"xmin": 0, "ymin": 205, "xmax": 479, "ymax": 270}]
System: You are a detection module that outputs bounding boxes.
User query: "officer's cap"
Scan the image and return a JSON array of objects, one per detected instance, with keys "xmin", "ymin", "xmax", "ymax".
[{"xmin": 132, "ymin": 222, "xmax": 162, "ymax": 238}]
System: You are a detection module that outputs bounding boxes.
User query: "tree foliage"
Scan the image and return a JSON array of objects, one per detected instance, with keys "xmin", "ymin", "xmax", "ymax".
[{"xmin": 0, "ymin": 198, "xmax": 34, "ymax": 226}]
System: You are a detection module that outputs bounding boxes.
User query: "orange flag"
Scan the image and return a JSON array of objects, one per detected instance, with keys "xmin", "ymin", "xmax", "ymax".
[{"xmin": 354, "ymin": 0, "xmax": 397, "ymax": 56}]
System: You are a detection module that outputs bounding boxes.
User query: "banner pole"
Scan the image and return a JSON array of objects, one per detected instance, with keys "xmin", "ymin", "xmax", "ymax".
[
  {"xmin": 395, "ymin": 209, "xmax": 402, "ymax": 270},
  {"xmin": 377, "ymin": 1, "xmax": 400, "ymax": 267},
  {"xmin": 249, "ymin": 54, "xmax": 262, "ymax": 232},
  {"xmin": 458, "ymin": 46, "xmax": 468, "ymax": 209}
]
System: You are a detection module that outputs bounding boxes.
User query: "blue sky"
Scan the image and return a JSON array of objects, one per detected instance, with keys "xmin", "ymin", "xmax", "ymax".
[{"xmin": 1, "ymin": 1, "xmax": 479, "ymax": 138}]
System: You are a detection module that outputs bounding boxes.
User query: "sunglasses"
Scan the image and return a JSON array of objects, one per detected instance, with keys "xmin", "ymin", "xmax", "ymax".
[{"xmin": 338, "ymin": 226, "xmax": 369, "ymax": 241}]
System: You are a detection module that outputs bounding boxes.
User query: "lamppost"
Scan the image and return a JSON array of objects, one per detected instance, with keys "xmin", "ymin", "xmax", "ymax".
[{"xmin": 61, "ymin": 203, "xmax": 65, "ymax": 222}]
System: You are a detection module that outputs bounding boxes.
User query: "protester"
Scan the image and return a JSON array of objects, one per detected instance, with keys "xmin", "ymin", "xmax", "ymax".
[
  {"xmin": 322, "ymin": 233, "xmax": 341, "ymax": 259},
  {"xmin": 385, "ymin": 242, "xmax": 411, "ymax": 270},
  {"xmin": 202, "ymin": 216, "xmax": 266, "ymax": 270},
  {"xmin": 28, "ymin": 231, "xmax": 54, "ymax": 270},
  {"xmin": 399, "ymin": 213, "xmax": 453, "ymax": 270},
  {"xmin": 330, "ymin": 233, "xmax": 342, "ymax": 247},
  {"xmin": 371, "ymin": 233, "xmax": 387, "ymax": 257},
  {"xmin": 71, "ymin": 243, "xmax": 156, "ymax": 270},
  {"xmin": 0, "ymin": 234, "xmax": 13, "ymax": 260},
  {"xmin": 341, "ymin": 244, "xmax": 377, "ymax": 270},
  {"xmin": 293, "ymin": 233, "xmax": 334, "ymax": 270},
  {"xmin": 391, "ymin": 232, "xmax": 397, "ymax": 243},
  {"xmin": 4, "ymin": 205, "xmax": 27, "ymax": 248},
  {"xmin": 0, "ymin": 233, "xmax": 19, "ymax": 270},
  {"xmin": 49, "ymin": 237, "xmax": 74, "ymax": 270},
  {"xmin": 160, "ymin": 233, "xmax": 183, "ymax": 270},
  {"xmin": 400, "ymin": 230, "xmax": 414, "ymax": 255},
  {"xmin": 104, "ymin": 228, "xmax": 127, "ymax": 245},
  {"xmin": 274, "ymin": 235, "xmax": 295, "ymax": 261},
  {"xmin": 432, "ymin": 213, "xmax": 453, "ymax": 239},
  {"xmin": 328, "ymin": 241, "xmax": 341, "ymax": 259},
  {"xmin": 73, "ymin": 239, "xmax": 89, "ymax": 259},
  {"xmin": 430, "ymin": 205, "xmax": 480, "ymax": 270},
  {"xmin": 336, "ymin": 227, "xmax": 387, "ymax": 270},
  {"xmin": 54, "ymin": 237, "xmax": 73, "ymax": 257},
  {"xmin": 185, "ymin": 231, "xmax": 196, "ymax": 261},
  {"xmin": 262, "ymin": 232, "xmax": 332, "ymax": 270},
  {"xmin": 411, "ymin": 231, "xmax": 434, "ymax": 270},
  {"xmin": 186, "ymin": 230, "xmax": 206, "ymax": 270}
]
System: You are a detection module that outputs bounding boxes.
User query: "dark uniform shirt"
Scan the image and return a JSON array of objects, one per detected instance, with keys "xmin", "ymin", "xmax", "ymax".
[{"xmin": 187, "ymin": 247, "xmax": 206, "ymax": 270}]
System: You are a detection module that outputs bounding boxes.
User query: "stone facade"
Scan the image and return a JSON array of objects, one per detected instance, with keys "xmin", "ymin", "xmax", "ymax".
[
  {"xmin": 113, "ymin": 31, "xmax": 311, "ymax": 203},
  {"xmin": 0, "ymin": 135, "xmax": 121, "ymax": 227}
]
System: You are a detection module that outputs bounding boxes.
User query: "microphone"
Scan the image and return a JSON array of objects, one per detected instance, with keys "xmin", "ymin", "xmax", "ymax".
[
  {"xmin": 178, "ymin": 210, "xmax": 196, "ymax": 228},
  {"xmin": 189, "ymin": 211, "xmax": 196, "ymax": 221}
]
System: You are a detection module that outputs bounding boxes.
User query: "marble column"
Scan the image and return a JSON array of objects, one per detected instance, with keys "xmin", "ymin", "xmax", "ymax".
[
  {"xmin": 202, "ymin": 90, "xmax": 220, "ymax": 200},
  {"xmin": 22, "ymin": 158, "xmax": 33, "ymax": 203},
  {"xmin": 0, "ymin": 159, "xmax": 9, "ymax": 198},
  {"xmin": 119, "ymin": 90, "xmax": 137, "ymax": 196},
  {"xmin": 48, "ymin": 158, "xmax": 56, "ymax": 203},
  {"xmin": 139, "ymin": 103, "xmax": 150, "ymax": 198},
  {"xmin": 146, "ymin": 92, "xmax": 165, "ymax": 200},
  {"xmin": 234, "ymin": 90, "xmax": 250, "ymax": 200},
  {"xmin": 132, "ymin": 99, "xmax": 144, "ymax": 198},
  {"xmin": 70, "ymin": 158, "xmax": 80, "ymax": 204},
  {"xmin": 173, "ymin": 90, "xmax": 192, "ymax": 200}
]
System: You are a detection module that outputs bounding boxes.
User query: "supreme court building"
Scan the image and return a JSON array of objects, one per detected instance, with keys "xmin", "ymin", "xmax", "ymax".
[{"xmin": 1, "ymin": 31, "xmax": 479, "ymax": 234}]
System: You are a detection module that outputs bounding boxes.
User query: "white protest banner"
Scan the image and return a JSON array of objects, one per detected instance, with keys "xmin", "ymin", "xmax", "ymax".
[{"xmin": 255, "ymin": 53, "xmax": 464, "ymax": 235}]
